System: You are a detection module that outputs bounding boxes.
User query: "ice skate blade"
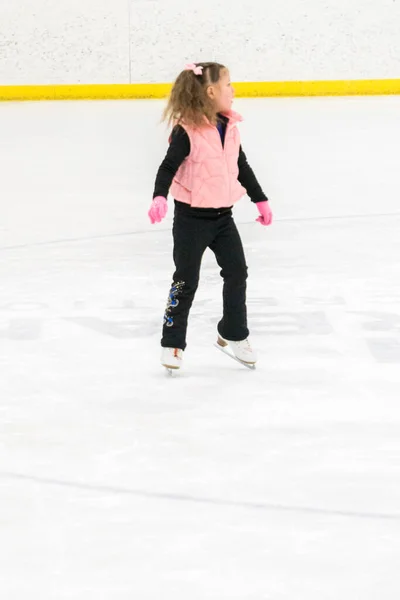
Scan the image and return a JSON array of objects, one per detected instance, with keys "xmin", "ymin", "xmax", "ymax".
[
  {"xmin": 214, "ymin": 343, "xmax": 256, "ymax": 370},
  {"xmin": 163, "ymin": 364, "xmax": 180, "ymax": 376}
]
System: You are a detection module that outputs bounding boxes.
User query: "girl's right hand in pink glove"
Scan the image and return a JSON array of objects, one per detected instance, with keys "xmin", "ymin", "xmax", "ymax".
[{"xmin": 148, "ymin": 196, "xmax": 168, "ymax": 224}]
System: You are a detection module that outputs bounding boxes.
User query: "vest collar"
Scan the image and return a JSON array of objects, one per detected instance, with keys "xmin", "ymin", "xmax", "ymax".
[
  {"xmin": 219, "ymin": 110, "xmax": 243, "ymax": 125},
  {"xmin": 181, "ymin": 110, "xmax": 243, "ymax": 129}
]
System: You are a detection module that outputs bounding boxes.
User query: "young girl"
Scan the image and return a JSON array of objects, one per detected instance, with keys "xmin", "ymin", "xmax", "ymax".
[{"xmin": 148, "ymin": 62, "xmax": 273, "ymax": 370}]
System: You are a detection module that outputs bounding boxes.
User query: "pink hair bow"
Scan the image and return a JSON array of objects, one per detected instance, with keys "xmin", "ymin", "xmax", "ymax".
[{"xmin": 184, "ymin": 63, "xmax": 203, "ymax": 76}]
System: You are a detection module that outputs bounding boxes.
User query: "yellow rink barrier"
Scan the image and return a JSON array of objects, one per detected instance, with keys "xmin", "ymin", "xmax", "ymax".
[{"xmin": 1, "ymin": 79, "xmax": 400, "ymax": 101}]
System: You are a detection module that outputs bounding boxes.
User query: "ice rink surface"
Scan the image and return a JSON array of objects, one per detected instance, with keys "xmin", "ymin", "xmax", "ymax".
[{"xmin": 1, "ymin": 97, "xmax": 400, "ymax": 598}]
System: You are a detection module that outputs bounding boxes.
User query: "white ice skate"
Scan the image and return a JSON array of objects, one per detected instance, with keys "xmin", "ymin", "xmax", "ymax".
[
  {"xmin": 161, "ymin": 347, "xmax": 183, "ymax": 373},
  {"xmin": 215, "ymin": 335, "xmax": 257, "ymax": 369}
]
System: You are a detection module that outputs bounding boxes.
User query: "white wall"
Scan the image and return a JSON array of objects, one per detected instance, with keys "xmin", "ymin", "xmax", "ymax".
[
  {"xmin": 1, "ymin": 0, "xmax": 400, "ymax": 85},
  {"xmin": 2, "ymin": 96, "xmax": 400, "ymax": 247}
]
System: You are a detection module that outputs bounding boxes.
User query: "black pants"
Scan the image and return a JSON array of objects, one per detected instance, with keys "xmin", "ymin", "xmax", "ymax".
[{"xmin": 161, "ymin": 201, "xmax": 249, "ymax": 350}]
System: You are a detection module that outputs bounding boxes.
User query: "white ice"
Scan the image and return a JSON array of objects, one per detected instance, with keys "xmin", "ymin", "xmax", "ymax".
[{"xmin": 0, "ymin": 97, "xmax": 400, "ymax": 599}]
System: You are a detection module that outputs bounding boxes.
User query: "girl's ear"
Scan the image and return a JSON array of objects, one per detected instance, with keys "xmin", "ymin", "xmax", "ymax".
[{"xmin": 206, "ymin": 84, "xmax": 216, "ymax": 99}]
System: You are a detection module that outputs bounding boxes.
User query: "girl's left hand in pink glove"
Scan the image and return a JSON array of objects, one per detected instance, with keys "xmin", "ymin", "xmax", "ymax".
[{"xmin": 256, "ymin": 201, "xmax": 273, "ymax": 226}]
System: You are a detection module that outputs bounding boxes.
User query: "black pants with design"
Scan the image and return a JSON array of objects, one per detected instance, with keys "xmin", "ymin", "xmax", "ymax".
[{"xmin": 161, "ymin": 200, "xmax": 249, "ymax": 350}]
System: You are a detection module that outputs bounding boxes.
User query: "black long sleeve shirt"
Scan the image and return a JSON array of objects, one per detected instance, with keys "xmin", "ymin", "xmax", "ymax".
[{"xmin": 153, "ymin": 118, "xmax": 268, "ymax": 203}]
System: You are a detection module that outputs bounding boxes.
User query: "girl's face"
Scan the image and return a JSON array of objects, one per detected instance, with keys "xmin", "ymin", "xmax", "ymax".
[{"xmin": 208, "ymin": 69, "xmax": 235, "ymax": 113}]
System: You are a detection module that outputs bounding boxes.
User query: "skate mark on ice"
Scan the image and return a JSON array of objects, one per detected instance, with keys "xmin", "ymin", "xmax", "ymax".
[
  {"xmin": 2, "ymin": 212, "xmax": 400, "ymax": 253},
  {"xmin": 0, "ymin": 227, "xmax": 168, "ymax": 253},
  {"xmin": 1, "ymin": 471, "xmax": 399, "ymax": 522}
]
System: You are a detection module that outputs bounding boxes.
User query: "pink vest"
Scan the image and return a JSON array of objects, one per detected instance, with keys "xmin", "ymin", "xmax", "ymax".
[{"xmin": 170, "ymin": 110, "xmax": 247, "ymax": 209}]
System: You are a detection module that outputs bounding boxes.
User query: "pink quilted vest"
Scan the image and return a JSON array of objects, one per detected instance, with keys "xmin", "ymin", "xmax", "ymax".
[{"xmin": 170, "ymin": 110, "xmax": 247, "ymax": 209}]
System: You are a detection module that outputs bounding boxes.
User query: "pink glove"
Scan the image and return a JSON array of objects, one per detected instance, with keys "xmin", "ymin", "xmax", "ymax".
[
  {"xmin": 148, "ymin": 196, "xmax": 168, "ymax": 224},
  {"xmin": 256, "ymin": 201, "xmax": 273, "ymax": 226}
]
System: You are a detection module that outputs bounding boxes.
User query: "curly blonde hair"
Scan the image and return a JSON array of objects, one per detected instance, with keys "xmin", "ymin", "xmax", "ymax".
[{"xmin": 163, "ymin": 62, "xmax": 227, "ymax": 128}]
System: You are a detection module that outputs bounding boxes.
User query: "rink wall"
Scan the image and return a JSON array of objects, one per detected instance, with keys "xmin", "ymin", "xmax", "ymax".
[
  {"xmin": 2, "ymin": 80, "xmax": 400, "ymax": 102},
  {"xmin": 1, "ymin": 0, "xmax": 400, "ymax": 99}
]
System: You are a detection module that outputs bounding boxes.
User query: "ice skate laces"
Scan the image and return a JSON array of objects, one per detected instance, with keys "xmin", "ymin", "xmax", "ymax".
[{"xmin": 237, "ymin": 339, "xmax": 252, "ymax": 354}]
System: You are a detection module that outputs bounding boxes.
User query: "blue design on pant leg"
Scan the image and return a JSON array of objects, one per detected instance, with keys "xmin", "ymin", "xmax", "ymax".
[
  {"xmin": 163, "ymin": 281, "xmax": 185, "ymax": 328},
  {"xmin": 164, "ymin": 315, "xmax": 174, "ymax": 328}
]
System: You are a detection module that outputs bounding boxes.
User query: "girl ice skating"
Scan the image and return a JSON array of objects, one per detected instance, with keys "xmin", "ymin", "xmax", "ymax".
[{"xmin": 149, "ymin": 62, "xmax": 273, "ymax": 371}]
